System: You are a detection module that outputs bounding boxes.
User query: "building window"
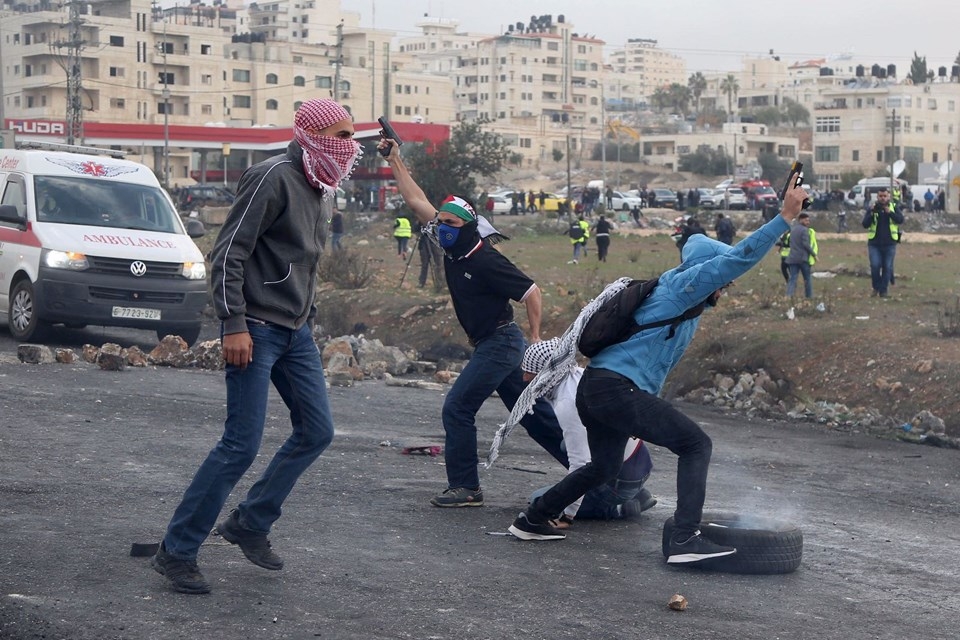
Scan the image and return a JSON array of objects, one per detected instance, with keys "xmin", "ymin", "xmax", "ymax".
[
  {"xmin": 158, "ymin": 72, "xmax": 174, "ymax": 85},
  {"xmin": 201, "ymin": 104, "xmax": 212, "ymax": 115},
  {"xmin": 201, "ymin": 44, "xmax": 212, "ymax": 55},
  {"xmin": 933, "ymin": 122, "xmax": 940, "ymax": 133},
  {"xmin": 294, "ymin": 101, "xmax": 303, "ymax": 111},
  {"xmin": 232, "ymin": 69, "xmax": 251, "ymax": 82},
  {"xmin": 852, "ymin": 150, "xmax": 860, "ymax": 161},
  {"xmin": 201, "ymin": 74, "xmax": 212, "ymax": 85},
  {"xmin": 109, "ymin": 35, "xmax": 124, "ymax": 46},
  {"xmin": 233, "ymin": 95, "xmax": 251, "ymax": 108},
  {"xmin": 928, "ymin": 99, "xmax": 937, "ymax": 110},
  {"xmin": 109, "ymin": 67, "xmax": 124, "ymax": 78},
  {"xmin": 158, "ymin": 102, "xmax": 171, "ymax": 115},
  {"xmin": 266, "ymin": 73, "xmax": 278, "ymax": 84},
  {"xmin": 814, "ymin": 146, "xmax": 840, "ymax": 162},
  {"xmin": 109, "ymin": 97, "xmax": 125, "ymax": 109},
  {"xmin": 395, "ymin": 105, "xmax": 402, "ymax": 115},
  {"xmin": 315, "ymin": 76, "xmax": 332, "ymax": 88},
  {"xmin": 915, "ymin": 121, "xmax": 924, "ymax": 133},
  {"xmin": 266, "ymin": 99, "xmax": 278, "ymax": 110},
  {"xmin": 294, "ymin": 76, "xmax": 306, "ymax": 87},
  {"xmin": 815, "ymin": 116, "xmax": 840, "ymax": 133}
]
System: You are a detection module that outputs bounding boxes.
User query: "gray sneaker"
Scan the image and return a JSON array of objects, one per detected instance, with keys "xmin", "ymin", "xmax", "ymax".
[
  {"xmin": 667, "ymin": 530, "xmax": 736, "ymax": 564},
  {"xmin": 620, "ymin": 488, "xmax": 658, "ymax": 518},
  {"xmin": 430, "ymin": 487, "xmax": 484, "ymax": 507}
]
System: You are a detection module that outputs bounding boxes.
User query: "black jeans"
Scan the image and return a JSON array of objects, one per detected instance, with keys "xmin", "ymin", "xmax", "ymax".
[
  {"xmin": 526, "ymin": 368, "xmax": 712, "ymax": 538},
  {"xmin": 596, "ymin": 236, "xmax": 610, "ymax": 262}
]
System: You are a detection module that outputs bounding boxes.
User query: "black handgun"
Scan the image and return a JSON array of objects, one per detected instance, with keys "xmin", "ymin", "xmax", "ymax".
[
  {"xmin": 378, "ymin": 117, "xmax": 403, "ymax": 157},
  {"xmin": 780, "ymin": 161, "xmax": 811, "ymax": 209}
]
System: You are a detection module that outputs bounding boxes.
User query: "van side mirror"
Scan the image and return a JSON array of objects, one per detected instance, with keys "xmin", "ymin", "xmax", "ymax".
[
  {"xmin": 186, "ymin": 219, "xmax": 206, "ymax": 238},
  {"xmin": 0, "ymin": 204, "xmax": 25, "ymax": 226}
]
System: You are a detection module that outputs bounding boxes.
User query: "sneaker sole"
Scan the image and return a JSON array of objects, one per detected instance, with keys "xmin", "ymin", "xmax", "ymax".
[
  {"xmin": 218, "ymin": 527, "xmax": 284, "ymax": 571},
  {"xmin": 429, "ymin": 500, "xmax": 484, "ymax": 507},
  {"xmin": 507, "ymin": 525, "xmax": 566, "ymax": 541},
  {"xmin": 667, "ymin": 549, "xmax": 737, "ymax": 563},
  {"xmin": 150, "ymin": 557, "xmax": 211, "ymax": 595}
]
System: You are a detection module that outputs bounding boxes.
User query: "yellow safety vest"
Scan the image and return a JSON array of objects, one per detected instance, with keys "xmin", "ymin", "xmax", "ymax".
[
  {"xmin": 865, "ymin": 204, "xmax": 900, "ymax": 242},
  {"xmin": 779, "ymin": 231, "xmax": 790, "ymax": 258},
  {"xmin": 579, "ymin": 219, "xmax": 590, "ymax": 240},
  {"xmin": 394, "ymin": 217, "xmax": 412, "ymax": 238},
  {"xmin": 808, "ymin": 228, "xmax": 818, "ymax": 265}
]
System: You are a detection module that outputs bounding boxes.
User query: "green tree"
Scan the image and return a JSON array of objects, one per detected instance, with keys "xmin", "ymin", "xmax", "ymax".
[
  {"xmin": 720, "ymin": 73, "xmax": 739, "ymax": 121},
  {"xmin": 667, "ymin": 83, "xmax": 692, "ymax": 115},
  {"xmin": 750, "ymin": 106, "xmax": 782, "ymax": 127},
  {"xmin": 757, "ymin": 152, "xmax": 792, "ymax": 187},
  {"xmin": 688, "ymin": 72, "xmax": 707, "ymax": 113},
  {"xmin": 678, "ymin": 147, "xmax": 730, "ymax": 176},
  {"xmin": 401, "ymin": 120, "xmax": 510, "ymax": 204},
  {"xmin": 552, "ymin": 148, "xmax": 564, "ymax": 163},
  {"xmin": 781, "ymin": 98, "xmax": 810, "ymax": 127},
  {"xmin": 838, "ymin": 170, "xmax": 866, "ymax": 189},
  {"xmin": 650, "ymin": 87, "xmax": 670, "ymax": 112},
  {"xmin": 909, "ymin": 51, "xmax": 929, "ymax": 84}
]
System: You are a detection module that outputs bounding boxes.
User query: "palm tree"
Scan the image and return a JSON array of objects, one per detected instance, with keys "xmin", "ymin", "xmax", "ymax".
[
  {"xmin": 720, "ymin": 73, "xmax": 740, "ymax": 122},
  {"xmin": 650, "ymin": 87, "xmax": 670, "ymax": 112},
  {"xmin": 688, "ymin": 72, "xmax": 707, "ymax": 113},
  {"xmin": 667, "ymin": 83, "xmax": 692, "ymax": 116}
]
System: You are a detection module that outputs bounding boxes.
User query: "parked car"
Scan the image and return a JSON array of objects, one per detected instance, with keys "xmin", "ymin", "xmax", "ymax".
[
  {"xmin": 723, "ymin": 187, "xmax": 748, "ymax": 210},
  {"xmin": 649, "ymin": 188, "xmax": 678, "ymax": 209},
  {"xmin": 178, "ymin": 184, "xmax": 235, "ymax": 211},
  {"xmin": 610, "ymin": 190, "xmax": 643, "ymax": 211},
  {"xmin": 697, "ymin": 188, "xmax": 724, "ymax": 209},
  {"xmin": 484, "ymin": 194, "xmax": 513, "ymax": 214}
]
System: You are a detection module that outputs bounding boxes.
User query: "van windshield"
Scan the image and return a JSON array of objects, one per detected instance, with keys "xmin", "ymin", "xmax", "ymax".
[{"xmin": 34, "ymin": 176, "xmax": 182, "ymax": 233}]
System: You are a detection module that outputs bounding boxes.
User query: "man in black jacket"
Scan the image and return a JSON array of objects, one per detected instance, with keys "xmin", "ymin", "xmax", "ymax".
[
  {"xmin": 152, "ymin": 99, "xmax": 359, "ymax": 594},
  {"xmin": 380, "ymin": 137, "xmax": 567, "ymax": 508}
]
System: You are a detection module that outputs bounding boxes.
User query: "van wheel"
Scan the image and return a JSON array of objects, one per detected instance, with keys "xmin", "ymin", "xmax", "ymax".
[
  {"xmin": 622, "ymin": 204, "xmax": 630, "ymax": 211},
  {"xmin": 9, "ymin": 279, "xmax": 48, "ymax": 342},
  {"xmin": 157, "ymin": 324, "xmax": 201, "ymax": 347}
]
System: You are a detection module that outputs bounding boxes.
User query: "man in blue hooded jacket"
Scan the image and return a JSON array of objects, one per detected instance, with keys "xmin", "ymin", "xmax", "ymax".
[{"xmin": 507, "ymin": 181, "xmax": 808, "ymax": 565}]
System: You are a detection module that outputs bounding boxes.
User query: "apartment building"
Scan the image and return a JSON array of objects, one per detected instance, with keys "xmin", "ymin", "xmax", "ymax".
[
  {"xmin": 812, "ymin": 79, "xmax": 960, "ymax": 189},
  {"xmin": 640, "ymin": 122, "xmax": 798, "ymax": 171},
  {"xmin": 609, "ymin": 38, "xmax": 686, "ymax": 101}
]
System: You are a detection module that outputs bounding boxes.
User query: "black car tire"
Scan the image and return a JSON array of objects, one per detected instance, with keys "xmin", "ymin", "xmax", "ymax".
[
  {"xmin": 9, "ymin": 279, "xmax": 48, "ymax": 342},
  {"xmin": 661, "ymin": 511, "xmax": 803, "ymax": 575}
]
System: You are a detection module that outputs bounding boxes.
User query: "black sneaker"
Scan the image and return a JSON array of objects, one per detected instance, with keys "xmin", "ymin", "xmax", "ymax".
[
  {"xmin": 151, "ymin": 543, "xmax": 211, "ymax": 595},
  {"xmin": 216, "ymin": 509, "xmax": 284, "ymax": 570},
  {"xmin": 667, "ymin": 530, "xmax": 736, "ymax": 564},
  {"xmin": 508, "ymin": 512, "xmax": 566, "ymax": 541},
  {"xmin": 430, "ymin": 487, "xmax": 484, "ymax": 507},
  {"xmin": 620, "ymin": 488, "xmax": 658, "ymax": 519}
]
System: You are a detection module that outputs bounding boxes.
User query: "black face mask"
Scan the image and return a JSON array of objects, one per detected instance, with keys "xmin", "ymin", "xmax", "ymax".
[{"xmin": 443, "ymin": 220, "xmax": 480, "ymax": 257}]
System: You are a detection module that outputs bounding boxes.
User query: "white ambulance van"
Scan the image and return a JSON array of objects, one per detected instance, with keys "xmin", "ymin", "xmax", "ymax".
[{"xmin": 0, "ymin": 144, "xmax": 208, "ymax": 345}]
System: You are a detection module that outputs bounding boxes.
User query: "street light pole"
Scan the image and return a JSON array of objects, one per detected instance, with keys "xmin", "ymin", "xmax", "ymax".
[{"xmin": 948, "ymin": 143, "xmax": 953, "ymax": 214}]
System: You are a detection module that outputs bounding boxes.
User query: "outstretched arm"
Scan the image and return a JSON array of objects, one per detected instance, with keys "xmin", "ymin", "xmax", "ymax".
[
  {"xmin": 379, "ymin": 139, "xmax": 436, "ymax": 225},
  {"xmin": 520, "ymin": 284, "xmax": 542, "ymax": 343}
]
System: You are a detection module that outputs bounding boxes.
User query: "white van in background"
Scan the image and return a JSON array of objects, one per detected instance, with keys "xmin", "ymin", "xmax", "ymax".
[
  {"xmin": 0, "ymin": 144, "xmax": 209, "ymax": 345},
  {"xmin": 846, "ymin": 177, "xmax": 907, "ymax": 209}
]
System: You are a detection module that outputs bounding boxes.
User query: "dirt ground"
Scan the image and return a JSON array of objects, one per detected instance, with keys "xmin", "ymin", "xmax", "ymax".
[{"xmin": 318, "ymin": 222, "xmax": 960, "ymax": 440}]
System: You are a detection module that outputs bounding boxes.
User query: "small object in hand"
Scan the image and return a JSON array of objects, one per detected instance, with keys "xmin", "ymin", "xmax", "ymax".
[
  {"xmin": 402, "ymin": 445, "xmax": 443, "ymax": 457},
  {"xmin": 668, "ymin": 594, "xmax": 688, "ymax": 611}
]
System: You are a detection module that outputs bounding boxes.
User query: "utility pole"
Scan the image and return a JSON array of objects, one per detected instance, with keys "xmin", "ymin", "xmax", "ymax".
[
  {"xmin": 947, "ymin": 143, "xmax": 953, "ymax": 214},
  {"xmin": 64, "ymin": 1, "xmax": 85, "ymax": 145},
  {"xmin": 601, "ymin": 83, "xmax": 606, "ymax": 189},
  {"xmin": 890, "ymin": 108, "xmax": 896, "ymax": 191},
  {"xmin": 159, "ymin": 23, "xmax": 170, "ymax": 189},
  {"xmin": 333, "ymin": 20, "xmax": 344, "ymax": 100},
  {"xmin": 565, "ymin": 134, "xmax": 572, "ymax": 221}
]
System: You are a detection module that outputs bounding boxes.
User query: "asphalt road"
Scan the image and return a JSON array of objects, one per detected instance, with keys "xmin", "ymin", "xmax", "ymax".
[{"xmin": 0, "ymin": 334, "xmax": 958, "ymax": 640}]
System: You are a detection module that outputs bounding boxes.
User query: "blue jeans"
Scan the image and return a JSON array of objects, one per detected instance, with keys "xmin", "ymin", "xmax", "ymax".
[
  {"xmin": 442, "ymin": 323, "xmax": 567, "ymax": 489},
  {"xmin": 162, "ymin": 321, "xmax": 334, "ymax": 561},
  {"xmin": 530, "ymin": 443, "xmax": 653, "ymax": 520},
  {"xmin": 527, "ymin": 368, "xmax": 712, "ymax": 539},
  {"xmin": 786, "ymin": 262, "xmax": 812, "ymax": 298},
  {"xmin": 868, "ymin": 243, "xmax": 897, "ymax": 295},
  {"xmin": 331, "ymin": 232, "xmax": 343, "ymax": 250}
]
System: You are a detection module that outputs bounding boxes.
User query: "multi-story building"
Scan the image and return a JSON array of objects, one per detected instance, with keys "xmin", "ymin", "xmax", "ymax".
[
  {"xmin": 811, "ymin": 79, "xmax": 960, "ymax": 191},
  {"xmin": 609, "ymin": 38, "xmax": 686, "ymax": 102},
  {"xmin": 640, "ymin": 122, "xmax": 799, "ymax": 172}
]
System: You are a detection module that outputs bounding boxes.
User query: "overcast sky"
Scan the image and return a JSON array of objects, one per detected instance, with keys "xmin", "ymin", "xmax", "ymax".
[{"xmin": 341, "ymin": 0, "xmax": 959, "ymax": 74}]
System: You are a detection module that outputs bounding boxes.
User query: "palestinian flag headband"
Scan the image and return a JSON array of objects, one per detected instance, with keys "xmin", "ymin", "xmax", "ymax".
[{"xmin": 439, "ymin": 196, "xmax": 476, "ymax": 222}]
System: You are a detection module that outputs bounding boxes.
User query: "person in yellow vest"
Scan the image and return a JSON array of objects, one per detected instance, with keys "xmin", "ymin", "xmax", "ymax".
[
  {"xmin": 775, "ymin": 230, "xmax": 790, "ymax": 283},
  {"xmin": 861, "ymin": 187, "xmax": 903, "ymax": 297},
  {"xmin": 578, "ymin": 216, "xmax": 590, "ymax": 257},
  {"xmin": 785, "ymin": 212, "xmax": 815, "ymax": 298},
  {"xmin": 394, "ymin": 213, "xmax": 412, "ymax": 260}
]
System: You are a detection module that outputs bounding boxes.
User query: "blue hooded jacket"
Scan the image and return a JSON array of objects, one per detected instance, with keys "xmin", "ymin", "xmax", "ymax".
[{"xmin": 588, "ymin": 216, "xmax": 789, "ymax": 394}]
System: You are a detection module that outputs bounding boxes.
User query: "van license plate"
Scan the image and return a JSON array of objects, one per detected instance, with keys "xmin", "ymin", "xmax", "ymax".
[{"xmin": 112, "ymin": 306, "xmax": 161, "ymax": 320}]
